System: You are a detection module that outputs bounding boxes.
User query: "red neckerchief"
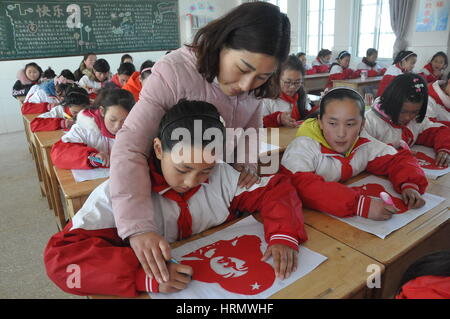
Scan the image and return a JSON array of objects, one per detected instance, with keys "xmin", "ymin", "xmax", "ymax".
[
  {"xmin": 424, "ymin": 63, "xmax": 434, "ymax": 74},
  {"xmin": 319, "ymin": 137, "xmax": 370, "ymax": 182},
  {"xmin": 63, "ymin": 106, "xmax": 73, "ymax": 117},
  {"xmin": 372, "ymin": 104, "xmax": 415, "ymax": 146},
  {"xmin": 111, "ymin": 74, "xmax": 122, "ymax": 88},
  {"xmin": 82, "ymin": 108, "xmax": 116, "ymax": 139},
  {"xmin": 428, "ymin": 82, "xmax": 450, "ymax": 112},
  {"xmin": 280, "ymin": 92, "xmax": 300, "ymax": 120},
  {"xmin": 148, "ymin": 157, "xmax": 205, "ymax": 240}
]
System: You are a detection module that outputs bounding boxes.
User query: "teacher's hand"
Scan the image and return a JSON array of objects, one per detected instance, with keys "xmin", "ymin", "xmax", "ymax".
[
  {"xmin": 129, "ymin": 231, "xmax": 172, "ymax": 284},
  {"xmin": 234, "ymin": 163, "xmax": 261, "ymax": 189}
]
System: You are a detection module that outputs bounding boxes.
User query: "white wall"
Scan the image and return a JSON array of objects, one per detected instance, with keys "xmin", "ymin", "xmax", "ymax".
[{"xmin": 0, "ymin": 0, "xmax": 239, "ymax": 135}]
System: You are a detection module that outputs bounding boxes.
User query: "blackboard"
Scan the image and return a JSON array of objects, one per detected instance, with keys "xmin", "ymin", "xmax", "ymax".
[{"xmin": 0, "ymin": 0, "xmax": 180, "ymax": 61}]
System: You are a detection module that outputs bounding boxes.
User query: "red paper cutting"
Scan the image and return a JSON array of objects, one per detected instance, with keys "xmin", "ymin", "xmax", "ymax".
[
  {"xmin": 415, "ymin": 152, "xmax": 446, "ymax": 170},
  {"xmin": 180, "ymin": 235, "xmax": 276, "ymax": 295},
  {"xmin": 352, "ymin": 183, "xmax": 408, "ymax": 214}
]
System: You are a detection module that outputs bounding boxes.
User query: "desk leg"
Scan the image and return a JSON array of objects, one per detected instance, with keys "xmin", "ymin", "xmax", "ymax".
[
  {"xmin": 67, "ymin": 196, "xmax": 88, "ymax": 220},
  {"xmin": 22, "ymin": 117, "xmax": 32, "ymax": 155},
  {"xmin": 33, "ymin": 140, "xmax": 52, "ymax": 209}
]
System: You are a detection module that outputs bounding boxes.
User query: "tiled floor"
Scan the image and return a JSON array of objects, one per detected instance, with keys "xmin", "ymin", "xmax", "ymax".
[{"xmin": 0, "ymin": 131, "xmax": 81, "ymax": 298}]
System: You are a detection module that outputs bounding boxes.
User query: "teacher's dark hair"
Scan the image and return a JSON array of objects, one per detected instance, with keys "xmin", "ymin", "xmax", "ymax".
[{"xmin": 189, "ymin": 2, "xmax": 291, "ymax": 99}]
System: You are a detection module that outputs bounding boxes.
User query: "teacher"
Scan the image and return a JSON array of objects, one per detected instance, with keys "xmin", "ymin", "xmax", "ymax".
[{"xmin": 110, "ymin": 2, "xmax": 291, "ymax": 284}]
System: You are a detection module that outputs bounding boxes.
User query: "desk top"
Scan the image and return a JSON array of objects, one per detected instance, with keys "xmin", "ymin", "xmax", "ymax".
[
  {"xmin": 261, "ymin": 127, "xmax": 298, "ymax": 154},
  {"xmin": 332, "ymin": 76, "xmax": 383, "ymax": 85},
  {"xmin": 91, "ymin": 221, "xmax": 383, "ymax": 299},
  {"xmin": 303, "ymin": 175, "xmax": 450, "ymax": 265},
  {"xmin": 23, "ymin": 113, "xmax": 39, "ymax": 122},
  {"xmin": 54, "ymin": 166, "xmax": 108, "ymax": 199},
  {"xmin": 33, "ymin": 130, "xmax": 64, "ymax": 148},
  {"xmin": 305, "ymin": 73, "xmax": 330, "ymax": 79}
]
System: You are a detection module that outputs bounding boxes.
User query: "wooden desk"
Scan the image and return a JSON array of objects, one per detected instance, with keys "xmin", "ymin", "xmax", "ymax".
[
  {"xmin": 259, "ymin": 128, "xmax": 298, "ymax": 173},
  {"xmin": 303, "ymin": 176, "xmax": 450, "ymax": 299},
  {"xmin": 305, "ymin": 73, "xmax": 329, "ymax": 92},
  {"xmin": 53, "ymin": 167, "xmax": 108, "ymax": 219},
  {"xmin": 332, "ymin": 76, "xmax": 383, "ymax": 96},
  {"xmin": 23, "ymin": 114, "xmax": 51, "ymax": 202},
  {"xmin": 429, "ymin": 173, "xmax": 450, "ymax": 191},
  {"xmin": 34, "ymin": 130, "xmax": 65, "ymax": 229},
  {"xmin": 91, "ymin": 220, "xmax": 383, "ymax": 299}
]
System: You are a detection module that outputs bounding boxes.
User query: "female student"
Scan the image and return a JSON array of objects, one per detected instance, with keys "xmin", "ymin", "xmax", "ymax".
[
  {"xmin": 420, "ymin": 51, "xmax": 448, "ymax": 84},
  {"xmin": 365, "ymin": 73, "xmax": 450, "ymax": 168},
  {"xmin": 377, "ymin": 50, "xmax": 417, "ymax": 96},
  {"xmin": 280, "ymin": 88, "xmax": 428, "ymax": 220},
  {"xmin": 50, "ymin": 88, "xmax": 134, "ymax": 169},
  {"xmin": 356, "ymin": 48, "xmax": 386, "ymax": 77},
  {"xmin": 311, "ymin": 49, "xmax": 332, "ymax": 73},
  {"xmin": 110, "ymin": 2, "xmax": 291, "ymax": 284},
  {"xmin": 78, "ymin": 58, "xmax": 111, "ymax": 99},
  {"xmin": 326, "ymin": 51, "xmax": 360, "ymax": 88},
  {"xmin": 396, "ymin": 251, "xmax": 450, "ymax": 299},
  {"xmin": 12, "ymin": 62, "xmax": 42, "ymax": 102},
  {"xmin": 122, "ymin": 60, "xmax": 154, "ymax": 102},
  {"xmin": 30, "ymin": 86, "xmax": 90, "ymax": 132},
  {"xmin": 21, "ymin": 70, "xmax": 76, "ymax": 114},
  {"xmin": 121, "ymin": 53, "xmax": 133, "ymax": 64},
  {"xmin": 427, "ymin": 72, "xmax": 450, "ymax": 126},
  {"xmin": 262, "ymin": 55, "xmax": 312, "ymax": 127},
  {"xmin": 296, "ymin": 52, "xmax": 314, "ymax": 75},
  {"xmin": 44, "ymin": 100, "xmax": 307, "ymax": 297},
  {"xmin": 73, "ymin": 53, "xmax": 97, "ymax": 82},
  {"xmin": 106, "ymin": 62, "xmax": 136, "ymax": 89}
]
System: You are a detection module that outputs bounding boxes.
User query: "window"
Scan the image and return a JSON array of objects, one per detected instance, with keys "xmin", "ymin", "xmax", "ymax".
[
  {"xmin": 306, "ymin": 0, "xmax": 335, "ymax": 56},
  {"xmin": 265, "ymin": 0, "xmax": 287, "ymax": 14},
  {"xmin": 355, "ymin": 0, "xmax": 395, "ymax": 59}
]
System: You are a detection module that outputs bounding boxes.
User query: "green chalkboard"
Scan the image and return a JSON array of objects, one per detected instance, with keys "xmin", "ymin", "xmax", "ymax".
[{"xmin": 0, "ymin": 0, "xmax": 180, "ymax": 60}]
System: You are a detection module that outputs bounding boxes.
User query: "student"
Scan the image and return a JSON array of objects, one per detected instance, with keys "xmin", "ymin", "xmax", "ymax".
[
  {"xmin": 377, "ymin": 50, "xmax": 417, "ymax": 96},
  {"xmin": 78, "ymin": 58, "xmax": 111, "ymax": 100},
  {"xmin": 122, "ymin": 60, "xmax": 154, "ymax": 102},
  {"xmin": 110, "ymin": 2, "xmax": 292, "ymax": 283},
  {"xmin": 41, "ymin": 67, "xmax": 57, "ymax": 82},
  {"xmin": 262, "ymin": 55, "xmax": 313, "ymax": 127},
  {"xmin": 427, "ymin": 72, "xmax": 450, "ymax": 126},
  {"xmin": 73, "ymin": 53, "xmax": 97, "ymax": 82},
  {"xmin": 121, "ymin": 54, "xmax": 134, "ymax": 64},
  {"xmin": 22, "ymin": 70, "xmax": 76, "ymax": 114},
  {"xmin": 365, "ymin": 73, "xmax": 450, "ymax": 167},
  {"xmin": 280, "ymin": 88, "xmax": 427, "ymax": 220},
  {"xmin": 326, "ymin": 51, "xmax": 360, "ymax": 88},
  {"xmin": 50, "ymin": 89, "xmax": 135, "ymax": 169},
  {"xmin": 44, "ymin": 100, "xmax": 307, "ymax": 297},
  {"xmin": 420, "ymin": 51, "xmax": 448, "ymax": 84},
  {"xmin": 356, "ymin": 48, "xmax": 386, "ymax": 77},
  {"xmin": 311, "ymin": 49, "xmax": 332, "ymax": 73},
  {"xmin": 12, "ymin": 62, "xmax": 43, "ymax": 102},
  {"xmin": 396, "ymin": 251, "xmax": 450, "ymax": 299},
  {"xmin": 296, "ymin": 52, "xmax": 314, "ymax": 75},
  {"xmin": 30, "ymin": 86, "xmax": 90, "ymax": 132},
  {"xmin": 106, "ymin": 62, "xmax": 136, "ymax": 89}
]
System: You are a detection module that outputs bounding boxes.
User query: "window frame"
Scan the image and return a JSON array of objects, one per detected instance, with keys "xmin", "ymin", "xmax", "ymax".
[{"xmin": 352, "ymin": 0, "xmax": 394, "ymax": 62}]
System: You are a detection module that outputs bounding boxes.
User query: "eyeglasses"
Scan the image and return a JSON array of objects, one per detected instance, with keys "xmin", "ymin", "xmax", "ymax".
[{"xmin": 281, "ymin": 79, "xmax": 303, "ymax": 88}]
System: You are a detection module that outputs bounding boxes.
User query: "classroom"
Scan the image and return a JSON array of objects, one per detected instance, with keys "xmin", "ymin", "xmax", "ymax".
[{"xmin": 1, "ymin": 0, "xmax": 449, "ymax": 301}]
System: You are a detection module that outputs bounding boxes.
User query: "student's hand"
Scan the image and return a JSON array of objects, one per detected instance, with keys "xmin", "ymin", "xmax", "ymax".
[
  {"xmin": 280, "ymin": 112, "xmax": 298, "ymax": 128},
  {"xmin": 129, "ymin": 231, "xmax": 172, "ymax": 284},
  {"xmin": 94, "ymin": 152, "xmax": 110, "ymax": 167},
  {"xmin": 401, "ymin": 188, "xmax": 426, "ymax": 210},
  {"xmin": 159, "ymin": 262, "xmax": 193, "ymax": 293},
  {"xmin": 262, "ymin": 244, "xmax": 298, "ymax": 280},
  {"xmin": 234, "ymin": 163, "xmax": 261, "ymax": 189},
  {"xmin": 64, "ymin": 119, "xmax": 74, "ymax": 129},
  {"xmin": 367, "ymin": 198, "xmax": 398, "ymax": 221},
  {"xmin": 435, "ymin": 151, "xmax": 449, "ymax": 168}
]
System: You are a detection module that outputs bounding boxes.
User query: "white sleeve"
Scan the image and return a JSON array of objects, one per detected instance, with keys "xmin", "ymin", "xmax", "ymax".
[
  {"xmin": 37, "ymin": 105, "xmax": 64, "ymax": 118},
  {"xmin": 61, "ymin": 124, "xmax": 89, "ymax": 144},
  {"xmin": 330, "ymin": 65, "xmax": 343, "ymax": 75},
  {"xmin": 281, "ymin": 136, "xmax": 319, "ymax": 173}
]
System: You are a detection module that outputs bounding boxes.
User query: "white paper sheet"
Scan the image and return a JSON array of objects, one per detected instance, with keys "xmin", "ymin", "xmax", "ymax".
[
  {"xmin": 411, "ymin": 145, "xmax": 450, "ymax": 180},
  {"xmin": 71, "ymin": 168, "xmax": 110, "ymax": 182},
  {"xmin": 150, "ymin": 216, "xmax": 327, "ymax": 299},
  {"xmin": 326, "ymin": 175, "xmax": 446, "ymax": 239}
]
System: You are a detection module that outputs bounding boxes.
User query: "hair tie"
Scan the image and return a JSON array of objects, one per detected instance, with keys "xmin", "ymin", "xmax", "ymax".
[
  {"xmin": 338, "ymin": 51, "xmax": 350, "ymax": 59},
  {"xmin": 401, "ymin": 52, "xmax": 415, "ymax": 62}
]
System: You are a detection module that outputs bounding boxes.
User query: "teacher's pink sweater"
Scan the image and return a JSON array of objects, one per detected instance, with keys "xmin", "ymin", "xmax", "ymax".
[{"xmin": 110, "ymin": 46, "xmax": 264, "ymax": 239}]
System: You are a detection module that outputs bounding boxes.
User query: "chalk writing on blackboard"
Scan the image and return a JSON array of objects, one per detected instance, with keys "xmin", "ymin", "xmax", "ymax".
[{"xmin": 0, "ymin": 0, "xmax": 180, "ymax": 60}]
